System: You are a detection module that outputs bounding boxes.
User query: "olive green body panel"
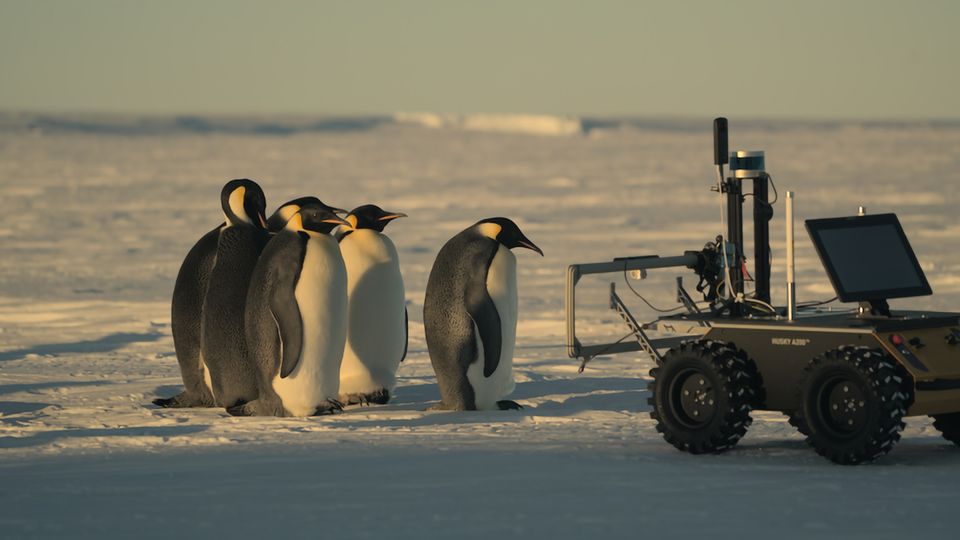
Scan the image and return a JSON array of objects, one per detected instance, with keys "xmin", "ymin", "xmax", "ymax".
[
  {"xmin": 698, "ymin": 314, "xmax": 960, "ymax": 417},
  {"xmin": 702, "ymin": 326, "xmax": 875, "ymax": 412},
  {"xmin": 875, "ymin": 325, "xmax": 960, "ymax": 415}
]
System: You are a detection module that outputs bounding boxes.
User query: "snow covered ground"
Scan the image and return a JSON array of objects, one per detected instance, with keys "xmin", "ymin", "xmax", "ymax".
[{"xmin": 2, "ymin": 116, "xmax": 960, "ymax": 538}]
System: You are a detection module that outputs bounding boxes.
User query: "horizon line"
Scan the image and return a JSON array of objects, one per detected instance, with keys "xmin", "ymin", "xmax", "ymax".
[{"xmin": 2, "ymin": 109, "xmax": 959, "ymax": 125}]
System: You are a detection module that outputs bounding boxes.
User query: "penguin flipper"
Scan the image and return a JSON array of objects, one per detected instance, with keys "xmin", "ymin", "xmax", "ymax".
[
  {"xmin": 269, "ymin": 279, "xmax": 303, "ymax": 379},
  {"xmin": 466, "ymin": 288, "xmax": 502, "ymax": 378},
  {"xmin": 400, "ymin": 307, "xmax": 408, "ymax": 363}
]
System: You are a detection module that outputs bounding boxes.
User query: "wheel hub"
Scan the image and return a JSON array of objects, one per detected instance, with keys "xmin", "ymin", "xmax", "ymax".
[
  {"xmin": 670, "ymin": 369, "xmax": 717, "ymax": 428},
  {"xmin": 818, "ymin": 376, "xmax": 868, "ymax": 437}
]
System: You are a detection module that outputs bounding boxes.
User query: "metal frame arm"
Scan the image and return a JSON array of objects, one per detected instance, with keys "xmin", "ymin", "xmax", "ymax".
[{"xmin": 565, "ymin": 254, "xmax": 700, "ymax": 359}]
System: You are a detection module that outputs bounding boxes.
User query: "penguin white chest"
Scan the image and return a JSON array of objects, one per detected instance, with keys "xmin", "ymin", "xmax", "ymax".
[
  {"xmin": 272, "ymin": 236, "xmax": 348, "ymax": 417},
  {"xmin": 466, "ymin": 245, "xmax": 518, "ymax": 410},
  {"xmin": 339, "ymin": 230, "xmax": 406, "ymax": 395}
]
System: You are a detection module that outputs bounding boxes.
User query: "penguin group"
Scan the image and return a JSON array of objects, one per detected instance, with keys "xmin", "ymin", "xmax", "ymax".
[{"xmin": 155, "ymin": 178, "xmax": 542, "ymax": 416}]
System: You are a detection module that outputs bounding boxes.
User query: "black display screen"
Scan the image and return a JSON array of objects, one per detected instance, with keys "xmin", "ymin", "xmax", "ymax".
[{"xmin": 805, "ymin": 214, "xmax": 932, "ymax": 302}]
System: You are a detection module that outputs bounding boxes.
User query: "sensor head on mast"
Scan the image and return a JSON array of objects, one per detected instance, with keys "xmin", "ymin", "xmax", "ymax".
[
  {"xmin": 713, "ymin": 118, "xmax": 729, "ymax": 166},
  {"xmin": 729, "ymin": 150, "xmax": 765, "ymax": 179}
]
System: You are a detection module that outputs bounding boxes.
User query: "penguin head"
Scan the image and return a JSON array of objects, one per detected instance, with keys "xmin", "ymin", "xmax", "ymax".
[
  {"xmin": 341, "ymin": 204, "xmax": 407, "ymax": 233},
  {"xmin": 285, "ymin": 206, "xmax": 350, "ymax": 236},
  {"xmin": 475, "ymin": 217, "xmax": 544, "ymax": 256},
  {"xmin": 221, "ymin": 179, "xmax": 267, "ymax": 229},
  {"xmin": 266, "ymin": 196, "xmax": 347, "ymax": 232}
]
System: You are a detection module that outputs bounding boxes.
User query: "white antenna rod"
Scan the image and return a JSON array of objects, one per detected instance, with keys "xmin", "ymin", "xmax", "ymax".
[{"xmin": 786, "ymin": 191, "xmax": 796, "ymax": 321}]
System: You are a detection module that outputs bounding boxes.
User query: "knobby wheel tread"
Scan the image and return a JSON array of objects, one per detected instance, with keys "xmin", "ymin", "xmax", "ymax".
[
  {"xmin": 931, "ymin": 413, "xmax": 960, "ymax": 446},
  {"xmin": 647, "ymin": 340, "xmax": 763, "ymax": 454},
  {"xmin": 793, "ymin": 346, "xmax": 910, "ymax": 465},
  {"xmin": 787, "ymin": 410, "xmax": 811, "ymax": 437}
]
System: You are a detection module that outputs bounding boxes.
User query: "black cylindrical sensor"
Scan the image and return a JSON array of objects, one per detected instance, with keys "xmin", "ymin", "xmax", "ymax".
[{"xmin": 713, "ymin": 117, "xmax": 728, "ymax": 165}]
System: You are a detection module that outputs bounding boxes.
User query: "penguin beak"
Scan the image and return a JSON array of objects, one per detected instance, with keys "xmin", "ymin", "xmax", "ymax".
[
  {"xmin": 518, "ymin": 239, "xmax": 544, "ymax": 256},
  {"xmin": 257, "ymin": 212, "xmax": 268, "ymax": 229},
  {"xmin": 378, "ymin": 212, "xmax": 408, "ymax": 221},
  {"xmin": 328, "ymin": 206, "xmax": 349, "ymax": 216},
  {"xmin": 323, "ymin": 216, "xmax": 352, "ymax": 227}
]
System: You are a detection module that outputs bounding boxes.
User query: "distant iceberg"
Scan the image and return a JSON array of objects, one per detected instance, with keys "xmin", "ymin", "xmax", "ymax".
[{"xmin": 394, "ymin": 112, "xmax": 583, "ymax": 136}]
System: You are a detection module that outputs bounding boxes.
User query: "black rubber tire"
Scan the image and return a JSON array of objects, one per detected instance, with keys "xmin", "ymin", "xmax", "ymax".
[
  {"xmin": 793, "ymin": 346, "xmax": 910, "ymax": 465},
  {"xmin": 931, "ymin": 413, "xmax": 960, "ymax": 446},
  {"xmin": 648, "ymin": 340, "xmax": 762, "ymax": 454},
  {"xmin": 787, "ymin": 409, "xmax": 812, "ymax": 437}
]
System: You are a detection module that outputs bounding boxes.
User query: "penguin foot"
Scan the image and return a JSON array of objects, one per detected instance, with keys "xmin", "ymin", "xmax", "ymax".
[
  {"xmin": 426, "ymin": 402, "xmax": 475, "ymax": 411},
  {"xmin": 366, "ymin": 388, "xmax": 391, "ymax": 405},
  {"xmin": 340, "ymin": 393, "xmax": 365, "ymax": 406},
  {"xmin": 226, "ymin": 402, "xmax": 253, "ymax": 416},
  {"xmin": 313, "ymin": 400, "xmax": 344, "ymax": 416},
  {"xmin": 152, "ymin": 391, "xmax": 214, "ymax": 409},
  {"xmin": 227, "ymin": 399, "xmax": 291, "ymax": 417},
  {"xmin": 152, "ymin": 396, "xmax": 180, "ymax": 408},
  {"xmin": 496, "ymin": 400, "xmax": 523, "ymax": 411},
  {"xmin": 341, "ymin": 389, "xmax": 391, "ymax": 407}
]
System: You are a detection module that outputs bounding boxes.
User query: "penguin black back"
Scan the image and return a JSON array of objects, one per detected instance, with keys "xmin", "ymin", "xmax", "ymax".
[
  {"xmin": 155, "ymin": 225, "xmax": 221, "ymax": 408},
  {"xmin": 244, "ymin": 228, "xmax": 308, "ymax": 407},
  {"xmin": 424, "ymin": 226, "xmax": 501, "ymax": 409},
  {"xmin": 424, "ymin": 217, "xmax": 542, "ymax": 410},
  {"xmin": 201, "ymin": 179, "xmax": 270, "ymax": 408}
]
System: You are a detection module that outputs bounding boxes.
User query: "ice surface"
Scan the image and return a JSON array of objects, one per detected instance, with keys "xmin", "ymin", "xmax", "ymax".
[{"xmin": 2, "ymin": 115, "xmax": 960, "ymax": 538}]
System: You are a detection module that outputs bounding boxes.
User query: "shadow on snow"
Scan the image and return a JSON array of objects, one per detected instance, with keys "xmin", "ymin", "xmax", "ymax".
[
  {"xmin": 0, "ymin": 332, "xmax": 163, "ymax": 362},
  {"xmin": 0, "ymin": 425, "xmax": 210, "ymax": 449}
]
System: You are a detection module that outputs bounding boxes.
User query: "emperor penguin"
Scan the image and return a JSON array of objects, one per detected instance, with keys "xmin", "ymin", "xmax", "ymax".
[
  {"xmin": 230, "ymin": 207, "xmax": 351, "ymax": 417},
  {"xmin": 154, "ymin": 179, "xmax": 268, "ymax": 409},
  {"xmin": 200, "ymin": 179, "xmax": 271, "ymax": 408},
  {"xmin": 336, "ymin": 204, "xmax": 408, "ymax": 406},
  {"xmin": 423, "ymin": 217, "xmax": 543, "ymax": 411}
]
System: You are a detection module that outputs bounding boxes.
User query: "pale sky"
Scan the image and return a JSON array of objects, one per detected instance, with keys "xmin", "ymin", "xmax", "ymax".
[{"xmin": 1, "ymin": 0, "xmax": 957, "ymax": 119}]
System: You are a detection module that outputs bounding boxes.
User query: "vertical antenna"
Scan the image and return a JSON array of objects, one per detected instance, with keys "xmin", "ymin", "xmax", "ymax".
[
  {"xmin": 786, "ymin": 191, "xmax": 796, "ymax": 321},
  {"xmin": 713, "ymin": 117, "xmax": 728, "ymax": 188},
  {"xmin": 713, "ymin": 118, "xmax": 733, "ymax": 303},
  {"xmin": 714, "ymin": 118, "xmax": 729, "ymax": 167}
]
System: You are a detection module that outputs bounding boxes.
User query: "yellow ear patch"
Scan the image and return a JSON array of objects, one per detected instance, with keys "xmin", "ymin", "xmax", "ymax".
[
  {"xmin": 345, "ymin": 215, "xmax": 358, "ymax": 230},
  {"xmin": 477, "ymin": 222, "xmax": 502, "ymax": 240},
  {"xmin": 285, "ymin": 213, "xmax": 304, "ymax": 231},
  {"xmin": 279, "ymin": 205, "xmax": 300, "ymax": 225},
  {"xmin": 228, "ymin": 186, "xmax": 252, "ymax": 224}
]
